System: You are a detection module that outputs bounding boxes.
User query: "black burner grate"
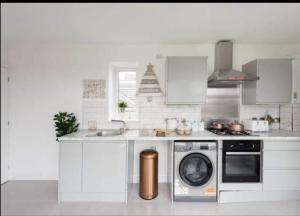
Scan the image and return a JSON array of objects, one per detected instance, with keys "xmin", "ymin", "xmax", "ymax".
[{"xmin": 208, "ymin": 128, "xmax": 252, "ymax": 136}]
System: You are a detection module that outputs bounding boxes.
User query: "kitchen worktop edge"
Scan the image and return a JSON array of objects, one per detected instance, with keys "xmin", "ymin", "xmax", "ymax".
[{"xmin": 58, "ymin": 129, "xmax": 300, "ymax": 142}]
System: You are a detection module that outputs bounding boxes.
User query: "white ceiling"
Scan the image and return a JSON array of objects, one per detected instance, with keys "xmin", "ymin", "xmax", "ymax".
[{"xmin": 2, "ymin": 3, "xmax": 300, "ymax": 44}]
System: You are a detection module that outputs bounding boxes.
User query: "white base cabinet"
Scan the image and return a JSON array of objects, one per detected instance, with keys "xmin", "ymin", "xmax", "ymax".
[
  {"xmin": 59, "ymin": 142, "xmax": 82, "ymax": 193},
  {"xmin": 263, "ymin": 151, "xmax": 300, "ymax": 169},
  {"xmin": 59, "ymin": 141, "xmax": 128, "ymax": 202},
  {"xmin": 59, "ymin": 139, "xmax": 300, "ymax": 203},
  {"xmin": 82, "ymin": 142, "xmax": 127, "ymax": 193},
  {"xmin": 263, "ymin": 141, "xmax": 300, "ymax": 192},
  {"xmin": 263, "ymin": 170, "xmax": 300, "ymax": 191}
]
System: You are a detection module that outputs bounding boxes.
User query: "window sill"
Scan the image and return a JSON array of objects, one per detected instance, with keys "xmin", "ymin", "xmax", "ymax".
[{"xmin": 110, "ymin": 116, "xmax": 139, "ymax": 122}]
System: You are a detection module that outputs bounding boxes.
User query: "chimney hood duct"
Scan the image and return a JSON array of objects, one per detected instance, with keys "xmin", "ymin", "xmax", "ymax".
[{"xmin": 208, "ymin": 40, "xmax": 259, "ymax": 87}]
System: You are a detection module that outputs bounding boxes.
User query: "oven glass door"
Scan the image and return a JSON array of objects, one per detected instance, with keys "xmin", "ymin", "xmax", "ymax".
[{"xmin": 222, "ymin": 152, "xmax": 261, "ymax": 182}]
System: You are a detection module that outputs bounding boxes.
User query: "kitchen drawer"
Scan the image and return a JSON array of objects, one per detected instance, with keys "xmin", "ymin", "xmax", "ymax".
[
  {"xmin": 264, "ymin": 141, "xmax": 300, "ymax": 151},
  {"xmin": 264, "ymin": 151, "xmax": 300, "ymax": 169},
  {"xmin": 263, "ymin": 170, "xmax": 300, "ymax": 191}
]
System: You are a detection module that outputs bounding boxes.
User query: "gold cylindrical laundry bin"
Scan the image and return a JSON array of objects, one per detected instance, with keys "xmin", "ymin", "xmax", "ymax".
[{"xmin": 139, "ymin": 149, "xmax": 158, "ymax": 200}]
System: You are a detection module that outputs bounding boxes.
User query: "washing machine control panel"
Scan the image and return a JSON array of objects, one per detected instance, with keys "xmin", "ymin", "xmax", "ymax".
[
  {"xmin": 175, "ymin": 142, "xmax": 193, "ymax": 151},
  {"xmin": 175, "ymin": 141, "xmax": 216, "ymax": 152}
]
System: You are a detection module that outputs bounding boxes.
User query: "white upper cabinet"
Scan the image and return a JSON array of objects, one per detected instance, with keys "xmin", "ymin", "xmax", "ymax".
[
  {"xmin": 242, "ymin": 59, "xmax": 292, "ymax": 105},
  {"xmin": 166, "ymin": 56, "xmax": 208, "ymax": 105},
  {"xmin": 293, "ymin": 59, "xmax": 300, "ymax": 104}
]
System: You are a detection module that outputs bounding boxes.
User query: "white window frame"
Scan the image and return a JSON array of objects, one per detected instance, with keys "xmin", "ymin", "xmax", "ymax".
[{"xmin": 109, "ymin": 62, "xmax": 139, "ymax": 122}]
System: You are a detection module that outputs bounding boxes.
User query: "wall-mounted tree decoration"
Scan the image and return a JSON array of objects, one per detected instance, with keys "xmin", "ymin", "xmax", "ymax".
[{"xmin": 137, "ymin": 63, "xmax": 163, "ymax": 102}]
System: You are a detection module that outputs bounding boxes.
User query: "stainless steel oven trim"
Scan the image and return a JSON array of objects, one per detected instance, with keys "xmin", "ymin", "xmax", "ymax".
[{"xmin": 225, "ymin": 152, "xmax": 261, "ymax": 155}]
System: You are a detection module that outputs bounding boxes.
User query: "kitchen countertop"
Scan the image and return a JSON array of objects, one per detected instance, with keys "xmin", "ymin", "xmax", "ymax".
[{"xmin": 58, "ymin": 129, "xmax": 300, "ymax": 142}]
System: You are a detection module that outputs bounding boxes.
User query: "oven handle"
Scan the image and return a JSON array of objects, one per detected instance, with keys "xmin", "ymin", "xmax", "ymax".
[{"xmin": 225, "ymin": 152, "xmax": 261, "ymax": 155}]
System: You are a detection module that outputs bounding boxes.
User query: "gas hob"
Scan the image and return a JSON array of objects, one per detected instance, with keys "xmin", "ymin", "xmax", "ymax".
[{"xmin": 208, "ymin": 128, "xmax": 253, "ymax": 136}]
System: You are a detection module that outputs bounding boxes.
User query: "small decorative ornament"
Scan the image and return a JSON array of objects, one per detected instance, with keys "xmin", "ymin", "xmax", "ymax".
[
  {"xmin": 138, "ymin": 63, "xmax": 163, "ymax": 102},
  {"xmin": 88, "ymin": 120, "xmax": 97, "ymax": 131}
]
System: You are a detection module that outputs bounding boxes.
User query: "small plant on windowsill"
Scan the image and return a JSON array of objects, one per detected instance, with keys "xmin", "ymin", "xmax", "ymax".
[
  {"xmin": 118, "ymin": 101, "xmax": 128, "ymax": 112},
  {"xmin": 53, "ymin": 112, "xmax": 79, "ymax": 141}
]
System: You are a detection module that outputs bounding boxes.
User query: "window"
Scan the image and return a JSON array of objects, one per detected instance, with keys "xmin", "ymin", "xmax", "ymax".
[{"xmin": 109, "ymin": 63, "xmax": 139, "ymax": 121}]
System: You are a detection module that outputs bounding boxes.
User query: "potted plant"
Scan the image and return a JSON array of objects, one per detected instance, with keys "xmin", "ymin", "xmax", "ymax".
[
  {"xmin": 53, "ymin": 112, "xmax": 79, "ymax": 141},
  {"xmin": 118, "ymin": 100, "xmax": 128, "ymax": 112}
]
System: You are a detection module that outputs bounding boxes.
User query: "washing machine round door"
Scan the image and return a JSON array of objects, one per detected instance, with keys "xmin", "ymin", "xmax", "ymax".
[{"xmin": 179, "ymin": 153, "xmax": 213, "ymax": 187}]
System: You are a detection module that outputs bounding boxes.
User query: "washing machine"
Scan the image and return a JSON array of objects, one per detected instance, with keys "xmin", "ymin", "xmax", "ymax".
[{"xmin": 173, "ymin": 141, "xmax": 217, "ymax": 202}]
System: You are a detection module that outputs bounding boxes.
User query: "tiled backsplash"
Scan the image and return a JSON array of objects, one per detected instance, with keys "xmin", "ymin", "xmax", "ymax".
[
  {"xmin": 240, "ymin": 104, "xmax": 280, "ymax": 121},
  {"xmin": 82, "ymin": 96, "xmax": 201, "ymax": 130},
  {"xmin": 241, "ymin": 104, "xmax": 300, "ymax": 131},
  {"xmin": 82, "ymin": 100, "xmax": 108, "ymax": 129},
  {"xmin": 136, "ymin": 96, "xmax": 202, "ymax": 129},
  {"xmin": 82, "ymin": 96, "xmax": 300, "ymax": 131},
  {"xmin": 280, "ymin": 104, "xmax": 293, "ymax": 131},
  {"xmin": 294, "ymin": 104, "xmax": 300, "ymax": 131},
  {"xmin": 280, "ymin": 104, "xmax": 300, "ymax": 131}
]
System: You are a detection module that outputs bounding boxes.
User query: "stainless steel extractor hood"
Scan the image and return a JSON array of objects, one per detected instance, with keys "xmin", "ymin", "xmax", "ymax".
[{"xmin": 208, "ymin": 40, "xmax": 259, "ymax": 87}]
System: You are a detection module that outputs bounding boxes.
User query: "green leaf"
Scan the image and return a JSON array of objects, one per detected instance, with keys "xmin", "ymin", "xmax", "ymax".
[{"xmin": 53, "ymin": 112, "xmax": 80, "ymax": 141}]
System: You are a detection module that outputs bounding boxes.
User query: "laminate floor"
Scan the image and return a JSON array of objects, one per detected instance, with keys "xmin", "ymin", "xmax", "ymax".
[{"xmin": 1, "ymin": 181, "xmax": 300, "ymax": 215}]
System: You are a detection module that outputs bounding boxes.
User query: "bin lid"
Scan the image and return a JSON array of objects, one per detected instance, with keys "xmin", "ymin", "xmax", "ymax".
[{"xmin": 140, "ymin": 149, "xmax": 158, "ymax": 159}]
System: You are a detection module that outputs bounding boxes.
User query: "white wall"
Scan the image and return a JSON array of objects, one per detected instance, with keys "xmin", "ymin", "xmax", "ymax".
[
  {"xmin": 5, "ymin": 42, "xmax": 300, "ymax": 180},
  {"xmin": 1, "ymin": 40, "xmax": 9, "ymax": 67}
]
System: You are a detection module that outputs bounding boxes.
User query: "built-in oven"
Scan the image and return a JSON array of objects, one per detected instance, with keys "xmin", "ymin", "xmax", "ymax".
[{"xmin": 222, "ymin": 140, "xmax": 262, "ymax": 183}]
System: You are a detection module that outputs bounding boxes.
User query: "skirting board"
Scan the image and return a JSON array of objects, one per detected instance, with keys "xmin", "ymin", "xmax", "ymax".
[
  {"xmin": 219, "ymin": 191, "xmax": 300, "ymax": 203},
  {"xmin": 59, "ymin": 192, "xmax": 126, "ymax": 202}
]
